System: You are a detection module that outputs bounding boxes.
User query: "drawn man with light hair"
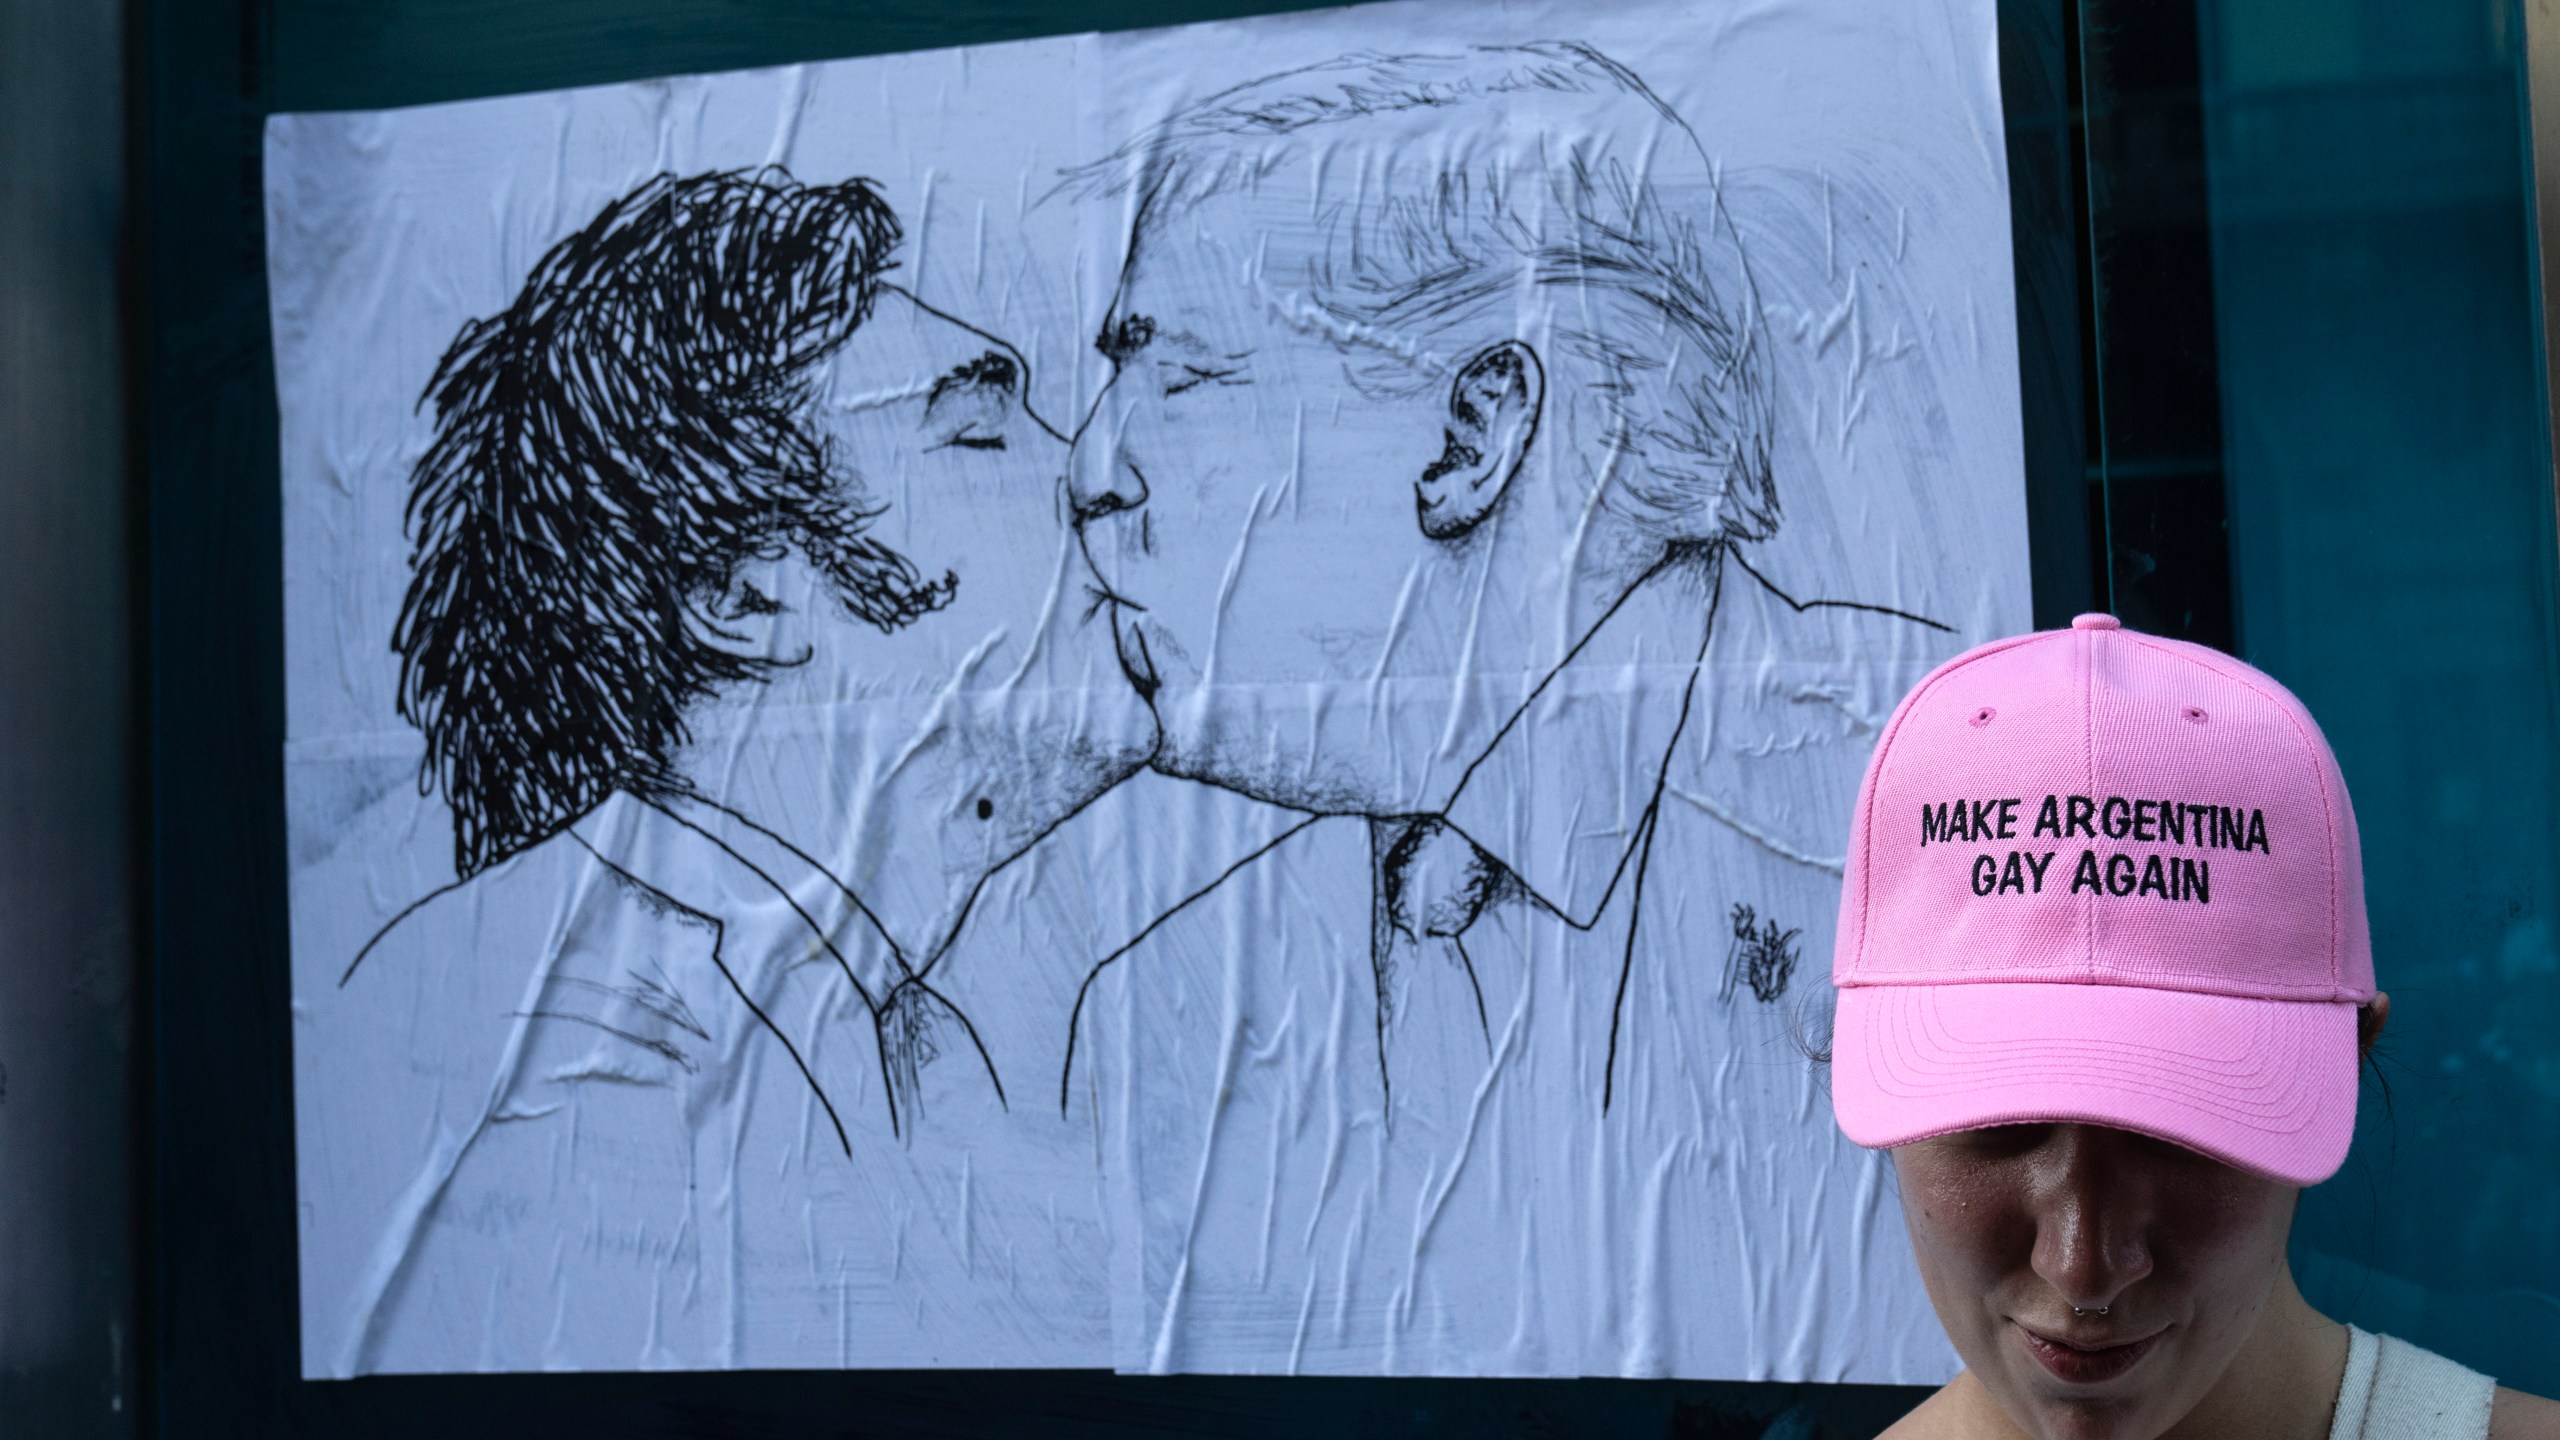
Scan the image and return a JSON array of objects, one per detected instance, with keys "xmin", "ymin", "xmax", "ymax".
[{"xmin": 1049, "ymin": 44, "xmax": 1956, "ymax": 1370}]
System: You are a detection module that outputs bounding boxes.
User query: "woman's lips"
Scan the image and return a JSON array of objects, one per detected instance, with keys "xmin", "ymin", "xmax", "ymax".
[{"xmin": 2015, "ymin": 1322, "xmax": 2161, "ymax": 1385}]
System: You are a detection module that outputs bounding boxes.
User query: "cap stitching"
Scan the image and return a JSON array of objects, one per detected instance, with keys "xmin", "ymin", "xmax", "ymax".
[
  {"xmin": 1845, "ymin": 1113, "xmax": 2322, "ymax": 1187},
  {"xmin": 1886, "ymin": 989, "xmax": 2338, "ymax": 1104},
  {"xmin": 2083, "ymin": 626, "xmax": 2098, "ymax": 982},
  {"xmin": 1839, "ymin": 970, "xmax": 2360, "ymax": 1002},
  {"xmin": 1849, "ymin": 629, "xmax": 2051, "ymax": 981},
  {"xmin": 1839, "ymin": 989, "xmax": 2355, "ymax": 1184},
  {"xmin": 2121, "ymin": 635, "xmax": 2348, "ymax": 995}
]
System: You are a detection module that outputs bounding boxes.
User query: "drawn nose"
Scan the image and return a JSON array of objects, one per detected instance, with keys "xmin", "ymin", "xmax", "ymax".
[
  {"xmin": 1075, "ymin": 462, "xmax": 1146, "ymax": 523},
  {"xmin": 1067, "ymin": 400, "xmax": 1149, "ymax": 524}
]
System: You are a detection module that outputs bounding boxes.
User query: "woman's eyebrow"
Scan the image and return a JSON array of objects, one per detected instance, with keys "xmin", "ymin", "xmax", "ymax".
[{"xmin": 926, "ymin": 351, "xmax": 1020, "ymax": 406}]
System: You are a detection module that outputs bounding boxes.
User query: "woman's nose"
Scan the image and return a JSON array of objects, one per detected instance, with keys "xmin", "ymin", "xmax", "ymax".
[{"xmin": 2028, "ymin": 1126, "xmax": 2155, "ymax": 1314}]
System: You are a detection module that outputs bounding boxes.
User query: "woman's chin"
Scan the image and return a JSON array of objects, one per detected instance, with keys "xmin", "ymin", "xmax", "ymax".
[{"xmin": 1989, "ymin": 1357, "xmax": 2180, "ymax": 1440}]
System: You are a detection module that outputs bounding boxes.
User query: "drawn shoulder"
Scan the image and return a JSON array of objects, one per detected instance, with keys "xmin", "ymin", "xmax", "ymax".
[
  {"xmin": 1718, "ymin": 551, "xmax": 1964, "ymax": 683},
  {"xmin": 336, "ymin": 832, "xmax": 583, "ymax": 993},
  {"xmin": 1678, "ymin": 556, "xmax": 1963, "ymax": 865},
  {"xmin": 296, "ymin": 829, "xmax": 617, "ymax": 1375},
  {"xmin": 314, "ymin": 826, "xmax": 674, "ymax": 1117}
]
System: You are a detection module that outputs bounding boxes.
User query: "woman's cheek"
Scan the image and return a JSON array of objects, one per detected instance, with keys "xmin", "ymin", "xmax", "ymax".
[
  {"xmin": 1899, "ymin": 1158, "xmax": 2023, "ymax": 1330},
  {"xmin": 2182, "ymin": 1189, "xmax": 2294, "ymax": 1331}
]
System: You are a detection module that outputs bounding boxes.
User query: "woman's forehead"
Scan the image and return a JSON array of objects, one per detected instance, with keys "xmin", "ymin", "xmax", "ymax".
[{"xmin": 1901, "ymin": 1120, "xmax": 2254, "ymax": 1172}]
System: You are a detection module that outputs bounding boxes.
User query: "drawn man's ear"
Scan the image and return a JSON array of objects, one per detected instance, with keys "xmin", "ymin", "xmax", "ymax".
[
  {"xmin": 1415, "ymin": 341, "xmax": 1543, "ymax": 541},
  {"xmin": 698, "ymin": 556, "xmax": 798, "ymax": 663}
]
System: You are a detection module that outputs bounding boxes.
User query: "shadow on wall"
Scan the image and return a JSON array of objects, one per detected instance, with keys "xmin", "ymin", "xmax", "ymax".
[{"xmin": 0, "ymin": 0, "xmax": 138, "ymax": 1431}]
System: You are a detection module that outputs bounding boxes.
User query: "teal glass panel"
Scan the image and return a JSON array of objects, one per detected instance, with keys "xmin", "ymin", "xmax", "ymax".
[{"xmin": 2200, "ymin": 0, "xmax": 2560, "ymax": 1390}]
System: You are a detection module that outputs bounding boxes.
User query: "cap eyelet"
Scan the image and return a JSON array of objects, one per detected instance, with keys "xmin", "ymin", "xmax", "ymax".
[
  {"xmin": 1970, "ymin": 707, "xmax": 1996, "ymax": 728},
  {"xmin": 2183, "ymin": 705, "xmax": 2208, "ymax": 724}
]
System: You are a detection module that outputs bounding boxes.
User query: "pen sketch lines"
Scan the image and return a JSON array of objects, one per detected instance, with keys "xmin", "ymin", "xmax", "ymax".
[
  {"xmin": 1057, "ymin": 813, "xmax": 1329, "ymax": 1113},
  {"xmin": 1719, "ymin": 903, "xmax": 1804, "ymax": 1005},
  {"xmin": 566, "ymin": 831, "xmax": 854, "ymax": 1155},
  {"xmin": 1728, "ymin": 549, "xmax": 1956, "ymax": 635},
  {"xmin": 394, "ymin": 168, "xmax": 942, "ymax": 883},
  {"xmin": 342, "ymin": 875, "xmax": 472, "ymax": 987},
  {"xmin": 328, "ymin": 39, "xmax": 1962, "ymax": 1191}
]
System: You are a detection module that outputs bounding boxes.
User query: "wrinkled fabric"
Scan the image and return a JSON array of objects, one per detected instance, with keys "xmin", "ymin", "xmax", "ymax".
[{"xmin": 271, "ymin": 0, "xmax": 2022, "ymax": 1381}]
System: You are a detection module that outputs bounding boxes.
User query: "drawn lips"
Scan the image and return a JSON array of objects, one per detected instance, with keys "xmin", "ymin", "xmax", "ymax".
[{"xmin": 1114, "ymin": 611, "xmax": 1161, "ymax": 702}]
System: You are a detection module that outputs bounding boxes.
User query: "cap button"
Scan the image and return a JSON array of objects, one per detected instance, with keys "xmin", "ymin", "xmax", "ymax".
[{"xmin": 2071, "ymin": 612, "xmax": 2122, "ymax": 631}]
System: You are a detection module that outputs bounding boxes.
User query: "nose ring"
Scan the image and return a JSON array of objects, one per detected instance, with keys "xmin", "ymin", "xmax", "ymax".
[{"xmin": 2071, "ymin": 1305, "xmax": 2111, "ymax": 1317}]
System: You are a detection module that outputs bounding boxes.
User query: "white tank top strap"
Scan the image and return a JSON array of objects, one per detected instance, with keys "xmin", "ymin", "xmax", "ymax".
[
  {"xmin": 2328, "ymin": 1325, "xmax": 2497, "ymax": 1440},
  {"xmin": 2332, "ymin": 1325, "xmax": 2384, "ymax": 1440}
]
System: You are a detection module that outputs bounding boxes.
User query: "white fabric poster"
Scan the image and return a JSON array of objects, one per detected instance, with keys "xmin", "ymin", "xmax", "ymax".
[{"xmin": 268, "ymin": 0, "xmax": 2025, "ymax": 1380}]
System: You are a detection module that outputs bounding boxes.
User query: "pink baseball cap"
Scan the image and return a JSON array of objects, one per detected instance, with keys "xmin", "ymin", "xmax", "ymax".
[{"xmin": 1830, "ymin": 613, "xmax": 2374, "ymax": 1187}]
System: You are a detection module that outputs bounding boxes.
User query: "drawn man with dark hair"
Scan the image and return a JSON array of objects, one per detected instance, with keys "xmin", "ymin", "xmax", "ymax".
[
  {"xmin": 299, "ymin": 169, "xmax": 1152, "ymax": 1373},
  {"xmin": 396, "ymin": 170, "xmax": 947, "ymax": 880},
  {"xmin": 1043, "ymin": 46, "xmax": 1960, "ymax": 1370}
]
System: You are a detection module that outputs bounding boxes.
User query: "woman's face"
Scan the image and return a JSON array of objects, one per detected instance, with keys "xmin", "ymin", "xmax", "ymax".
[{"xmin": 1894, "ymin": 1122, "xmax": 2299, "ymax": 1440}]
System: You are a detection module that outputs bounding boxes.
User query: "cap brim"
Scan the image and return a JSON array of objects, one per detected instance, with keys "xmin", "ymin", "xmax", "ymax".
[{"xmin": 1832, "ymin": 982, "xmax": 2359, "ymax": 1187}]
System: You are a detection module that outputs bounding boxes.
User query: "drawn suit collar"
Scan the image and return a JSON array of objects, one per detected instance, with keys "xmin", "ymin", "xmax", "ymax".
[
  {"xmin": 570, "ymin": 790, "xmax": 910, "ymax": 1015},
  {"xmin": 1438, "ymin": 548, "xmax": 1722, "ymax": 929}
]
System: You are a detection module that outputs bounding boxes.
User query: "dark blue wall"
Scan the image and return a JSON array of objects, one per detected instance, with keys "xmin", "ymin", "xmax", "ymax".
[
  {"xmin": 2200, "ymin": 0, "xmax": 2560, "ymax": 1392},
  {"xmin": 3, "ymin": 0, "xmax": 137, "ymax": 1432}
]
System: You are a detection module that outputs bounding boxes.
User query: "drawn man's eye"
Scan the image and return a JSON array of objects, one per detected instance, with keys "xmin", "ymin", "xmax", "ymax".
[
  {"xmin": 1095, "ymin": 314, "xmax": 1156, "ymax": 371},
  {"xmin": 1163, "ymin": 364, "xmax": 1244, "ymax": 398},
  {"xmin": 931, "ymin": 431, "xmax": 1008, "ymax": 453},
  {"xmin": 715, "ymin": 581, "xmax": 783, "ymax": 620}
]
